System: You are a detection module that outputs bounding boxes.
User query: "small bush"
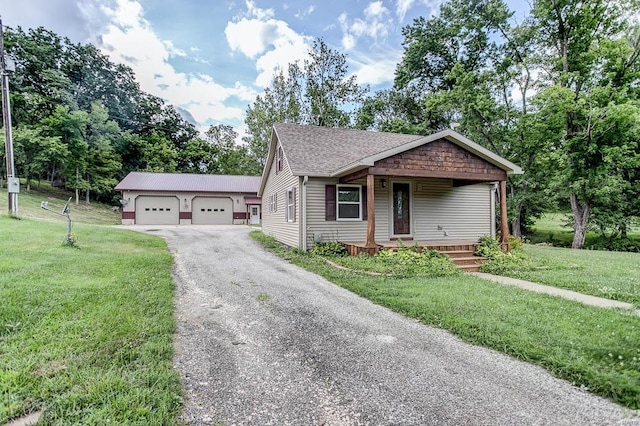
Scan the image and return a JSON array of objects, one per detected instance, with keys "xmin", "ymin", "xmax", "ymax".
[
  {"xmin": 311, "ymin": 241, "xmax": 347, "ymax": 257},
  {"xmin": 375, "ymin": 247, "xmax": 460, "ymax": 277},
  {"xmin": 476, "ymin": 236, "xmax": 531, "ymax": 274}
]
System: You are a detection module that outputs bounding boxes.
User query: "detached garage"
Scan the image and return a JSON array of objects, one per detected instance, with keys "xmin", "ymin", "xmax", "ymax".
[{"xmin": 115, "ymin": 172, "xmax": 261, "ymax": 226}]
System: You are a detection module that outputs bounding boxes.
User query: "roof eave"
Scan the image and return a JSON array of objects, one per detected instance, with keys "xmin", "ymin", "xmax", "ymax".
[{"xmin": 258, "ymin": 128, "xmax": 278, "ymax": 196}]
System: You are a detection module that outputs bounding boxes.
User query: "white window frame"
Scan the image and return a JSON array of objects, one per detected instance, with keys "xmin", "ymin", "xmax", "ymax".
[
  {"xmin": 269, "ymin": 193, "xmax": 278, "ymax": 213},
  {"xmin": 336, "ymin": 185, "xmax": 362, "ymax": 221},
  {"xmin": 286, "ymin": 188, "xmax": 295, "ymax": 222}
]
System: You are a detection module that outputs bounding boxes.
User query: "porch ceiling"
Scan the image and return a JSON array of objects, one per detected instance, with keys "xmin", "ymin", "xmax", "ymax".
[{"xmin": 339, "ymin": 166, "xmax": 505, "ymax": 183}]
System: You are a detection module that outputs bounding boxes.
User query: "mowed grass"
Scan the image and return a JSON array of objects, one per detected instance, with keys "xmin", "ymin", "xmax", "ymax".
[
  {"xmin": 498, "ymin": 245, "xmax": 640, "ymax": 306},
  {"xmin": 1, "ymin": 180, "xmax": 121, "ymax": 225},
  {"xmin": 251, "ymin": 231, "xmax": 640, "ymax": 409},
  {"xmin": 528, "ymin": 212, "xmax": 640, "ymax": 247},
  {"xmin": 0, "ymin": 216, "xmax": 181, "ymax": 425}
]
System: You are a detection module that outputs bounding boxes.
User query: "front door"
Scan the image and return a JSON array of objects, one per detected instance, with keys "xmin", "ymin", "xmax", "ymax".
[
  {"xmin": 392, "ymin": 182, "xmax": 411, "ymax": 235},
  {"xmin": 249, "ymin": 205, "xmax": 261, "ymax": 225}
]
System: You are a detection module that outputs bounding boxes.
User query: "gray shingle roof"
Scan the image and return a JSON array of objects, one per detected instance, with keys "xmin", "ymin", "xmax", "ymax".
[
  {"xmin": 273, "ymin": 123, "xmax": 423, "ymax": 176},
  {"xmin": 115, "ymin": 172, "xmax": 260, "ymax": 193}
]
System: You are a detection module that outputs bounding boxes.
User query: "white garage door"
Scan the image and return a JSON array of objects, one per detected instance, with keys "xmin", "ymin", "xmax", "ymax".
[
  {"xmin": 136, "ymin": 196, "xmax": 179, "ymax": 225},
  {"xmin": 192, "ymin": 197, "xmax": 233, "ymax": 225}
]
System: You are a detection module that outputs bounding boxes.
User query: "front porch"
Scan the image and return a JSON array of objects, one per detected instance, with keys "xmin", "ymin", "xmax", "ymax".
[
  {"xmin": 336, "ymin": 136, "xmax": 513, "ymax": 256},
  {"xmin": 340, "ymin": 240, "xmax": 486, "ymax": 272}
]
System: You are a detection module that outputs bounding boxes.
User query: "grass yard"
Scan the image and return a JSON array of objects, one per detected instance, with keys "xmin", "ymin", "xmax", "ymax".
[
  {"xmin": 250, "ymin": 231, "xmax": 640, "ymax": 410},
  {"xmin": 0, "ymin": 216, "xmax": 181, "ymax": 425},
  {"xmin": 527, "ymin": 212, "xmax": 640, "ymax": 248},
  {"xmin": 492, "ymin": 245, "xmax": 640, "ymax": 306},
  {"xmin": 1, "ymin": 180, "xmax": 121, "ymax": 225}
]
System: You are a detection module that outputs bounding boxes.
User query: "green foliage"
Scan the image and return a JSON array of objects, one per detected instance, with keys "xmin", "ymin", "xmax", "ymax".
[
  {"xmin": 310, "ymin": 241, "xmax": 347, "ymax": 257},
  {"xmin": 244, "ymin": 37, "xmax": 368, "ymax": 165},
  {"xmin": 323, "ymin": 246, "xmax": 460, "ymax": 278},
  {"xmin": 476, "ymin": 236, "xmax": 531, "ymax": 274},
  {"xmin": 374, "ymin": 247, "xmax": 461, "ymax": 277},
  {"xmin": 4, "ymin": 25, "xmax": 244, "ymax": 205},
  {"xmin": 62, "ymin": 232, "xmax": 79, "ymax": 249},
  {"xmin": 586, "ymin": 237, "xmax": 640, "ymax": 253},
  {"xmin": 0, "ymin": 217, "xmax": 181, "ymax": 424}
]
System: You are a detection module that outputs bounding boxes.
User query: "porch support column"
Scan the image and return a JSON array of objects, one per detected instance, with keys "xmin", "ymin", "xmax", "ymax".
[
  {"xmin": 365, "ymin": 174, "xmax": 377, "ymax": 249},
  {"xmin": 499, "ymin": 180, "xmax": 510, "ymax": 251}
]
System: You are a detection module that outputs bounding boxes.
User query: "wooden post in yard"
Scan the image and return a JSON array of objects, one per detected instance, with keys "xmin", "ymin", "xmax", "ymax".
[
  {"xmin": 365, "ymin": 174, "xmax": 377, "ymax": 250},
  {"xmin": 499, "ymin": 180, "xmax": 510, "ymax": 251}
]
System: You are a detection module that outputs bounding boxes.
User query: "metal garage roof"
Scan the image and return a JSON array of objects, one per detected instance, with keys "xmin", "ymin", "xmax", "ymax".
[{"xmin": 115, "ymin": 172, "xmax": 260, "ymax": 193}]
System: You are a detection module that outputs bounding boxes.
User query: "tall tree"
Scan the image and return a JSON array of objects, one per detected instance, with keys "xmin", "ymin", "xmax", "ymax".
[
  {"xmin": 244, "ymin": 38, "xmax": 368, "ymax": 166},
  {"xmin": 84, "ymin": 102, "xmax": 122, "ymax": 202},
  {"xmin": 379, "ymin": 0, "xmax": 554, "ymax": 237},
  {"xmin": 205, "ymin": 124, "xmax": 260, "ymax": 175},
  {"xmin": 530, "ymin": 0, "xmax": 640, "ymax": 248},
  {"xmin": 10, "ymin": 126, "xmax": 67, "ymax": 190}
]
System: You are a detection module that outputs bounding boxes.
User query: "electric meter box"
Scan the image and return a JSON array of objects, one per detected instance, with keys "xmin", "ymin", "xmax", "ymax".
[{"xmin": 8, "ymin": 177, "xmax": 20, "ymax": 193}]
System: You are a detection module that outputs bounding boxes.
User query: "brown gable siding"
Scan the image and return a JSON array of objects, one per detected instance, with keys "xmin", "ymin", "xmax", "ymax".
[{"xmin": 370, "ymin": 139, "xmax": 507, "ymax": 181}]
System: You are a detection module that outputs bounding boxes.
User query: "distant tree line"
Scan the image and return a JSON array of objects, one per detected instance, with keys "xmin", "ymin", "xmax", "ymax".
[{"xmin": 1, "ymin": 26, "xmax": 261, "ymax": 205}]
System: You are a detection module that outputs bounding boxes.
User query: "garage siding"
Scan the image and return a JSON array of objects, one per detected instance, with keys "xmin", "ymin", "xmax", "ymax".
[{"xmin": 120, "ymin": 191, "xmax": 255, "ymax": 225}]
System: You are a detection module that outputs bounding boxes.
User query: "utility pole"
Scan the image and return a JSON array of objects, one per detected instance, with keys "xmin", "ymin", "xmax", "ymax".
[{"xmin": 1, "ymin": 16, "xmax": 18, "ymax": 216}]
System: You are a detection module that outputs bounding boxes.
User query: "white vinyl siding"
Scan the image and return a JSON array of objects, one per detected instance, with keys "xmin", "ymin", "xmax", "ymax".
[
  {"xmin": 261, "ymin": 143, "xmax": 300, "ymax": 247},
  {"xmin": 305, "ymin": 177, "xmax": 492, "ymax": 248},
  {"xmin": 306, "ymin": 178, "xmax": 370, "ymax": 245},
  {"xmin": 413, "ymin": 180, "xmax": 492, "ymax": 240}
]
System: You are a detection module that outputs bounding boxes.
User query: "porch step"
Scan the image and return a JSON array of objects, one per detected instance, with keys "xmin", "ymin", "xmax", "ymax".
[
  {"xmin": 457, "ymin": 263, "xmax": 482, "ymax": 273},
  {"xmin": 438, "ymin": 248, "xmax": 486, "ymax": 271},
  {"xmin": 440, "ymin": 250, "xmax": 476, "ymax": 259}
]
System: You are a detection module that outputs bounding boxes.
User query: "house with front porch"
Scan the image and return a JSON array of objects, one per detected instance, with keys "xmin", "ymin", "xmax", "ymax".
[{"xmin": 257, "ymin": 123, "xmax": 522, "ymax": 254}]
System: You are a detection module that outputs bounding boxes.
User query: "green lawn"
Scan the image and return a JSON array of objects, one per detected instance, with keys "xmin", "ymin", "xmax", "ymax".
[
  {"xmin": 0, "ymin": 216, "xmax": 181, "ymax": 425},
  {"xmin": 528, "ymin": 212, "xmax": 640, "ymax": 247},
  {"xmin": 251, "ymin": 231, "xmax": 640, "ymax": 410},
  {"xmin": 493, "ymin": 244, "xmax": 640, "ymax": 306},
  {"xmin": 1, "ymin": 180, "xmax": 121, "ymax": 225}
]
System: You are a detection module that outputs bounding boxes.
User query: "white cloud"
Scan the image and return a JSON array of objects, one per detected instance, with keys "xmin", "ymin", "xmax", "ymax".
[
  {"xmin": 163, "ymin": 40, "xmax": 187, "ymax": 58},
  {"xmin": 225, "ymin": 1, "xmax": 311, "ymax": 87},
  {"xmin": 294, "ymin": 5, "xmax": 315, "ymax": 19},
  {"xmin": 348, "ymin": 49, "xmax": 403, "ymax": 87},
  {"xmin": 245, "ymin": 0, "xmax": 274, "ymax": 20},
  {"xmin": 98, "ymin": 0, "xmax": 256, "ymax": 131},
  {"xmin": 395, "ymin": 0, "xmax": 415, "ymax": 21},
  {"xmin": 338, "ymin": 1, "xmax": 393, "ymax": 51}
]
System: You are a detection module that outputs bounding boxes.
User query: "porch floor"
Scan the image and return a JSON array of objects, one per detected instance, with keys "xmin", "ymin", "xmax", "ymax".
[{"xmin": 340, "ymin": 240, "xmax": 485, "ymax": 272}]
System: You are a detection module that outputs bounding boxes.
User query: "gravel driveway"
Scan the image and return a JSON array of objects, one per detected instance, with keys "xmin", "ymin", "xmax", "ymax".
[{"xmin": 137, "ymin": 225, "xmax": 638, "ymax": 425}]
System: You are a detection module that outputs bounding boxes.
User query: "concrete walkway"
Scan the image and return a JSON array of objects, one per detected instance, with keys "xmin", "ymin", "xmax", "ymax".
[{"xmin": 471, "ymin": 272, "xmax": 639, "ymax": 315}]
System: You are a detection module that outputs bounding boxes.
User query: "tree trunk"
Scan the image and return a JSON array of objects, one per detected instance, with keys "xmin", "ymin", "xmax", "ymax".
[
  {"xmin": 570, "ymin": 193, "xmax": 590, "ymax": 249},
  {"xmin": 511, "ymin": 204, "xmax": 523, "ymax": 238},
  {"xmin": 75, "ymin": 167, "xmax": 79, "ymax": 205}
]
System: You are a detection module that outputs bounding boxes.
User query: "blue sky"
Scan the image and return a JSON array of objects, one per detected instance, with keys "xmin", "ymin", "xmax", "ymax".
[{"xmin": 3, "ymin": 0, "xmax": 529, "ymax": 136}]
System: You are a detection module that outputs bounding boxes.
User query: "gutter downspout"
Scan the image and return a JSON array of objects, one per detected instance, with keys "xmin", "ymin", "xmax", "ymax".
[{"xmin": 301, "ymin": 176, "xmax": 308, "ymax": 251}]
